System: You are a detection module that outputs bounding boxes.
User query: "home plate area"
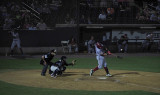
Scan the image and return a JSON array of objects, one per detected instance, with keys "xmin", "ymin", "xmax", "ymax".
[{"xmin": 0, "ymin": 69, "xmax": 159, "ymax": 93}]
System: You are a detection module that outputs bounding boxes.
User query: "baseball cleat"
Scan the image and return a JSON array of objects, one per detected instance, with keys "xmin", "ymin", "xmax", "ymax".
[
  {"xmin": 90, "ymin": 69, "xmax": 94, "ymax": 76},
  {"xmin": 51, "ymin": 74, "xmax": 57, "ymax": 78},
  {"xmin": 106, "ymin": 74, "xmax": 112, "ymax": 77},
  {"xmin": 53, "ymin": 75, "xmax": 57, "ymax": 78},
  {"xmin": 41, "ymin": 73, "xmax": 45, "ymax": 76},
  {"xmin": 51, "ymin": 73, "xmax": 54, "ymax": 77}
]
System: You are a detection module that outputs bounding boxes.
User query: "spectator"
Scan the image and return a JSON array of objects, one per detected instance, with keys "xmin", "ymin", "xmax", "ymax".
[
  {"xmin": 70, "ymin": 18, "xmax": 75, "ymax": 24},
  {"xmin": 37, "ymin": 5, "xmax": 43, "ymax": 14},
  {"xmin": 23, "ymin": 21, "xmax": 30, "ymax": 29},
  {"xmin": 42, "ymin": 5, "xmax": 51, "ymax": 14},
  {"xmin": 14, "ymin": 12, "xmax": 22, "ymax": 28},
  {"xmin": 156, "ymin": 3, "xmax": 160, "ymax": 15},
  {"xmin": 21, "ymin": 11, "xmax": 31, "ymax": 24},
  {"xmin": 98, "ymin": 10, "xmax": 107, "ymax": 23},
  {"xmin": 28, "ymin": 23, "xmax": 37, "ymax": 30},
  {"xmin": 87, "ymin": 0, "xmax": 93, "ymax": 7},
  {"xmin": 88, "ymin": 36, "xmax": 95, "ymax": 53},
  {"xmin": 143, "ymin": 5, "xmax": 150, "ymax": 20},
  {"xmin": 150, "ymin": 11, "xmax": 157, "ymax": 22},
  {"xmin": 80, "ymin": 15, "xmax": 86, "ymax": 24},
  {"xmin": 136, "ymin": 10, "xmax": 146, "ymax": 21},
  {"xmin": 68, "ymin": 36, "xmax": 78, "ymax": 53},
  {"xmin": 36, "ymin": 20, "xmax": 47, "ymax": 30},
  {"xmin": 100, "ymin": 0, "xmax": 107, "ymax": 7},
  {"xmin": 142, "ymin": 33, "xmax": 154, "ymax": 52},
  {"xmin": 118, "ymin": 4, "xmax": 126, "ymax": 20},
  {"xmin": 87, "ymin": 16, "xmax": 92, "ymax": 24},
  {"xmin": 65, "ymin": 13, "xmax": 71, "ymax": 24},
  {"xmin": 3, "ymin": 16, "xmax": 14, "ymax": 30},
  {"xmin": 11, "ymin": 3, "xmax": 20, "ymax": 12},
  {"xmin": 117, "ymin": 34, "xmax": 128, "ymax": 53},
  {"xmin": 1, "ymin": 5, "xmax": 8, "ymax": 19},
  {"xmin": 107, "ymin": 7, "xmax": 115, "ymax": 19}
]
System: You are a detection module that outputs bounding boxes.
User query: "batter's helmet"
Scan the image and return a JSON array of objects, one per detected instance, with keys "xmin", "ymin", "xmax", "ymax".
[{"xmin": 96, "ymin": 42, "xmax": 103, "ymax": 49}]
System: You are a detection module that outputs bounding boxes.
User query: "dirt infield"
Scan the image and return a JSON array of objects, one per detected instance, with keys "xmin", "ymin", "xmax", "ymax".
[{"xmin": 0, "ymin": 69, "xmax": 160, "ymax": 93}]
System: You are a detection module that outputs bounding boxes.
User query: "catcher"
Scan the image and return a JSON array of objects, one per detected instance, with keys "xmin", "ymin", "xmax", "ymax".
[{"xmin": 50, "ymin": 56, "xmax": 76, "ymax": 78}]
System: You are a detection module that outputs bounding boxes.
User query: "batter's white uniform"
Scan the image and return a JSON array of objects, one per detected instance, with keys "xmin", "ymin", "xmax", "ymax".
[{"xmin": 95, "ymin": 45, "xmax": 107, "ymax": 69}]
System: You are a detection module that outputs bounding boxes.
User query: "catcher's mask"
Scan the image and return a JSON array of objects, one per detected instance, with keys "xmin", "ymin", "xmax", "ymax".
[
  {"xmin": 96, "ymin": 42, "xmax": 103, "ymax": 49},
  {"xmin": 61, "ymin": 56, "xmax": 67, "ymax": 61},
  {"xmin": 51, "ymin": 49, "xmax": 56, "ymax": 53}
]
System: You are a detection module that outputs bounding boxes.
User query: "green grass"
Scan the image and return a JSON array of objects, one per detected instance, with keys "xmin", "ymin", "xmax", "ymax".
[
  {"xmin": 0, "ymin": 56, "xmax": 160, "ymax": 95},
  {"xmin": 0, "ymin": 56, "xmax": 160, "ymax": 72},
  {"xmin": 0, "ymin": 80, "xmax": 159, "ymax": 95}
]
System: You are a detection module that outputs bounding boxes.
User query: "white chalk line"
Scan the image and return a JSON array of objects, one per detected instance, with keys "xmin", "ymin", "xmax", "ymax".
[{"xmin": 114, "ymin": 79, "xmax": 160, "ymax": 91}]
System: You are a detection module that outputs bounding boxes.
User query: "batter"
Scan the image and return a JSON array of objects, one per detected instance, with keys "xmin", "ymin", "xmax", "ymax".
[{"xmin": 90, "ymin": 42, "xmax": 112, "ymax": 77}]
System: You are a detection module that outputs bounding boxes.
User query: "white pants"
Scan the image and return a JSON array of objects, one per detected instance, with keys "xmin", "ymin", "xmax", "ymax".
[
  {"xmin": 88, "ymin": 46, "xmax": 95, "ymax": 53},
  {"xmin": 68, "ymin": 44, "xmax": 78, "ymax": 53},
  {"xmin": 96, "ymin": 56, "xmax": 107, "ymax": 69},
  {"xmin": 50, "ymin": 66, "xmax": 59, "ymax": 72},
  {"xmin": 11, "ymin": 39, "xmax": 21, "ymax": 49}
]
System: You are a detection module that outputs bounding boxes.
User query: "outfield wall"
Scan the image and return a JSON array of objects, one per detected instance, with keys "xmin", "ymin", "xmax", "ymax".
[{"xmin": 0, "ymin": 27, "xmax": 159, "ymax": 55}]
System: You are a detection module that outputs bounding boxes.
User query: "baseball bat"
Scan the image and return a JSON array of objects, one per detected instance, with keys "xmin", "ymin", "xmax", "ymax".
[
  {"xmin": 107, "ymin": 50, "xmax": 123, "ymax": 59},
  {"xmin": 111, "ymin": 53, "xmax": 123, "ymax": 59}
]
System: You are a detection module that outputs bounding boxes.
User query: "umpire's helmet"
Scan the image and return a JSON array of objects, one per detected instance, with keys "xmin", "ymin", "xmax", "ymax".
[
  {"xmin": 61, "ymin": 56, "xmax": 67, "ymax": 61},
  {"xmin": 51, "ymin": 49, "xmax": 56, "ymax": 53}
]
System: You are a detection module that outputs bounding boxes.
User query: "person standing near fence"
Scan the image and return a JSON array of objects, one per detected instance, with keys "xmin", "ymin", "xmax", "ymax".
[
  {"xmin": 9, "ymin": 28, "xmax": 23, "ymax": 56},
  {"xmin": 88, "ymin": 36, "xmax": 95, "ymax": 53},
  {"xmin": 123, "ymin": 34, "xmax": 128, "ymax": 53},
  {"xmin": 142, "ymin": 33, "xmax": 154, "ymax": 52}
]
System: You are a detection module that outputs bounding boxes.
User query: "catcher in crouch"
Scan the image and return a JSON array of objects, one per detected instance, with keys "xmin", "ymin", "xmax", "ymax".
[
  {"xmin": 90, "ymin": 42, "xmax": 112, "ymax": 77},
  {"xmin": 50, "ymin": 56, "xmax": 76, "ymax": 78}
]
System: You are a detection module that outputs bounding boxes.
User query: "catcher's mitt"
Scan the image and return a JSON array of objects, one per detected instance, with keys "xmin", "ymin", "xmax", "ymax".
[{"xmin": 72, "ymin": 60, "xmax": 77, "ymax": 65}]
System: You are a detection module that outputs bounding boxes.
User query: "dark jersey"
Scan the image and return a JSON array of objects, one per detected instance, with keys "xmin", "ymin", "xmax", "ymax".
[
  {"xmin": 43, "ymin": 53, "xmax": 54, "ymax": 62},
  {"xmin": 54, "ymin": 60, "xmax": 73, "ymax": 68},
  {"xmin": 40, "ymin": 53, "xmax": 54, "ymax": 65}
]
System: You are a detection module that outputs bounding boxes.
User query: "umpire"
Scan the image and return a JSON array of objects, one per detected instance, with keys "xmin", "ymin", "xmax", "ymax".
[{"xmin": 40, "ymin": 49, "xmax": 56, "ymax": 76}]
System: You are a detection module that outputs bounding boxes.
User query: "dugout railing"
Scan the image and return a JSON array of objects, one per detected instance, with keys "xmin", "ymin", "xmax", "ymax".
[{"xmin": 110, "ymin": 39, "xmax": 160, "ymax": 53}]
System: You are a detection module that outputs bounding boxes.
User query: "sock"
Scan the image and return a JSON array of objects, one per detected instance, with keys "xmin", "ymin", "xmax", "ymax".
[
  {"xmin": 11, "ymin": 50, "xmax": 13, "ymax": 55},
  {"xmin": 20, "ymin": 48, "xmax": 23, "ymax": 54},
  {"xmin": 93, "ymin": 66, "xmax": 98, "ymax": 72},
  {"xmin": 104, "ymin": 67, "xmax": 109, "ymax": 74}
]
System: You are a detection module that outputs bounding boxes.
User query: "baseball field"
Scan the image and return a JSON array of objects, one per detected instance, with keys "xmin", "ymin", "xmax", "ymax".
[{"xmin": 0, "ymin": 53, "xmax": 160, "ymax": 95}]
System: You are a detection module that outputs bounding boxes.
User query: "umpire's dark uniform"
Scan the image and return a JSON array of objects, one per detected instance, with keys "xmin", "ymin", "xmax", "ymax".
[{"xmin": 40, "ymin": 49, "xmax": 56, "ymax": 76}]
